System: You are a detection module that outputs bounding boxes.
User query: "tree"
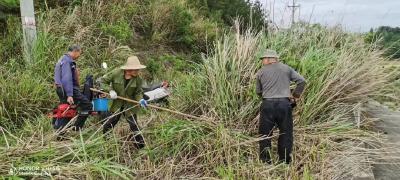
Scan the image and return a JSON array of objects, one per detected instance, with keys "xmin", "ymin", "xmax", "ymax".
[
  {"xmin": 366, "ymin": 26, "xmax": 400, "ymax": 60},
  {"xmin": 188, "ymin": 0, "xmax": 268, "ymax": 31}
]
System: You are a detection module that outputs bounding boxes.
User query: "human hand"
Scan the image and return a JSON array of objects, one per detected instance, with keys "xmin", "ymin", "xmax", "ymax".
[
  {"xmin": 109, "ymin": 90, "xmax": 118, "ymax": 99},
  {"xmin": 289, "ymin": 96, "xmax": 298, "ymax": 108},
  {"xmin": 67, "ymin": 96, "xmax": 74, "ymax": 105},
  {"xmin": 99, "ymin": 93, "xmax": 107, "ymax": 98},
  {"xmin": 161, "ymin": 81, "xmax": 169, "ymax": 88}
]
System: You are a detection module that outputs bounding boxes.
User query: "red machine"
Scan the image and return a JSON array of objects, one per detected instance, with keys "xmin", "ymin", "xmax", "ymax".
[{"xmin": 49, "ymin": 104, "xmax": 78, "ymax": 119}]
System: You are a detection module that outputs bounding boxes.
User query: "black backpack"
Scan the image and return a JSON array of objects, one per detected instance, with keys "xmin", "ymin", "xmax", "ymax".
[{"xmin": 82, "ymin": 75, "xmax": 94, "ymax": 101}]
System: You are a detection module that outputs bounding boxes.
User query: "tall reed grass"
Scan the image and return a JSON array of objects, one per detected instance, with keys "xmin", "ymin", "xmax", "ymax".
[
  {"xmin": 173, "ymin": 22, "xmax": 397, "ymax": 126},
  {"xmin": 1, "ymin": 2, "xmax": 399, "ymax": 179}
]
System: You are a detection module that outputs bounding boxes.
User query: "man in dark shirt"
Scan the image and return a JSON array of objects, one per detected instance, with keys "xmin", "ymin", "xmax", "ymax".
[
  {"xmin": 54, "ymin": 45, "xmax": 92, "ymax": 130},
  {"xmin": 256, "ymin": 49, "xmax": 306, "ymax": 164}
]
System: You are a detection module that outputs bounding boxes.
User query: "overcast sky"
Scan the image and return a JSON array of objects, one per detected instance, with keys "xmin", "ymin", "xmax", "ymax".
[{"xmin": 258, "ymin": 0, "xmax": 400, "ymax": 32}]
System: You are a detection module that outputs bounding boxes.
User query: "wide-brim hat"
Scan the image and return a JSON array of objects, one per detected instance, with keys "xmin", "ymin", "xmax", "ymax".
[
  {"xmin": 259, "ymin": 49, "xmax": 279, "ymax": 59},
  {"xmin": 120, "ymin": 56, "xmax": 146, "ymax": 70}
]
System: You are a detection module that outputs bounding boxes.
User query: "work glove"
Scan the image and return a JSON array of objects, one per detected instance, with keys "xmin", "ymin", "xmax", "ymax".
[
  {"xmin": 139, "ymin": 99, "xmax": 148, "ymax": 108},
  {"xmin": 109, "ymin": 90, "xmax": 118, "ymax": 99}
]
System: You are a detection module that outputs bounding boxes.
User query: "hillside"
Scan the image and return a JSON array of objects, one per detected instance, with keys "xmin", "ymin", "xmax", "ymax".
[{"xmin": 1, "ymin": 0, "xmax": 400, "ymax": 179}]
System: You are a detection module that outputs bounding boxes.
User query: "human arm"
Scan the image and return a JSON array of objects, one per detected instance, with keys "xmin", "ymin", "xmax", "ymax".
[
  {"xmin": 289, "ymin": 67, "xmax": 306, "ymax": 98},
  {"xmin": 256, "ymin": 72, "xmax": 263, "ymax": 97},
  {"xmin": 96, "ymin": 69, "xmax": 118, "ymax": 98},
  {"xmin": 135, "ymin": 79, "xmax": 148, "ymax": 108},
  {"xmin": 60, "ymin": 61, "xmax": 74, "ymax": 97}
]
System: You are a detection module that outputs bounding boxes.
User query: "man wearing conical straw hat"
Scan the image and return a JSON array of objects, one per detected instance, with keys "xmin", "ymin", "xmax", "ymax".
[
  {"xmin": 98, "ymin": 56, "xmax": 155, "ymax": 149},
  {"xmin": 256, "ymin": 49, "xmax": 306, "ymax": 164}
]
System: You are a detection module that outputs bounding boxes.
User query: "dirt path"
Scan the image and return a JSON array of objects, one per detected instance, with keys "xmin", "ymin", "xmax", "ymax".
[{"xmin": 366, "ymin": 101, "xmax": 400, "ymax": 180}]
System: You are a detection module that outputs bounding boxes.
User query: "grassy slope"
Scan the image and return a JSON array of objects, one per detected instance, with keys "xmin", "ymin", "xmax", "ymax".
[{"xmin": 1, "ymin": 1, "xmax": 400, "ymax": 179}]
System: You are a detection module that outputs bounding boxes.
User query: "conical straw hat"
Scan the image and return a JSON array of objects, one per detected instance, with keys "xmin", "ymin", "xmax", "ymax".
[{"xmin": 120, "ymin": 56, "xmax": 146, "ymax": 70}]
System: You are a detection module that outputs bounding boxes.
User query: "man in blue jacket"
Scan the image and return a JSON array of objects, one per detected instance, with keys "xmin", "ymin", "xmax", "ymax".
[{"xmin": 54, "ymin": 45, "xmax": 92, "ymax": 130}]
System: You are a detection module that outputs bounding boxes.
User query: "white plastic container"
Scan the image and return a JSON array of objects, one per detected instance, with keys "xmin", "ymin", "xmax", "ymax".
[{"xmin": 144, "ymin": 87, "xmax": 170, "ymax": 102}]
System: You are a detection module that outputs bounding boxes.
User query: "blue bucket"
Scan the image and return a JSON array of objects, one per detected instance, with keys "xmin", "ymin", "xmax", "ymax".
[{"xmin": 93, "ymin": 98, "xmax": 109, "ymax": 112}]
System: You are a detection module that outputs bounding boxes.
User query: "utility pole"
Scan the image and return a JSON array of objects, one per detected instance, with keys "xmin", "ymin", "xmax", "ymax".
[
  {"xmin": 20, "ymin": 0, "xmax": 37, "ymax": 64},
  {"xmin": 288, "ymin": 0, "xmax": 300, "ymax": 26}
]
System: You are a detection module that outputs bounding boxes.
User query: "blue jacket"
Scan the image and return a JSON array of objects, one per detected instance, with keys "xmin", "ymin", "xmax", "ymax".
[{"xmin": 54, "ymin": 54, "xmax": 79, "ymax": 97}]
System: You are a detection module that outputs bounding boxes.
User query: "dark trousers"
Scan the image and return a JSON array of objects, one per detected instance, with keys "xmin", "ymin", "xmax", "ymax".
[
  {"xmin": 55, "ymin": 86, "xmax": 93, "ymax": 130},
  {"xmin": 102, "ymin": 111, "xmax": 145, "ymax": 149},
  {"xmin": 259, "ymin": 98, "xmax": 293, "ymax": 163}
]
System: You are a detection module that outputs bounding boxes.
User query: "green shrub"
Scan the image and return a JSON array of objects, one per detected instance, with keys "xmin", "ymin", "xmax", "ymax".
[
  {"xmin": 100, "ymin": 20, "xmax": 133, "ymax": 43},
  {"xmin": 0, "ymin": 16, "xmax": 23, "ymax": 63},
  {"xmin": 146, "ymin": 57, "xmax": 163, "ymax": 77},
  {"xmin": 145, "ymin": 0, "xmax": 218, "ymax": 51},
  {"xmin": 146, "ymin": 0, "xmax": 194, "ymax": 47},
  {"xmin": 190, "ymin": 18, "xmax": 219, "ymax": 52},
  {"xmin": 161, "ymin": 55, "xmax": 194, "ymax": 72},
  {"xmin": 145, "ymin": 55, "xmax": 196, "ymax": 78},
  {"xmin": 188, "ymin": 0, "xmax": 267, "ymax": 31},
  {"xmin": 171, "ymin": 5, "xmax": 194, "ymax": 48},
  {"xmin": 0, "ymin": 0, "xmax": 19, "ymax": 8}
]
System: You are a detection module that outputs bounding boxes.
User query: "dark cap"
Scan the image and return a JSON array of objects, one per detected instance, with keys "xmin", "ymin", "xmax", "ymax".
[{"xmin": 68, "ymin": 45, "xmax": 81, "ymax": 52}]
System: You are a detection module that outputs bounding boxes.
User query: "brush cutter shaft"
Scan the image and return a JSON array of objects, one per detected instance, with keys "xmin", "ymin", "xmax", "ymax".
[{"xmin": 90, "ymin": 88, "xmax": 208, "ymax": 121}]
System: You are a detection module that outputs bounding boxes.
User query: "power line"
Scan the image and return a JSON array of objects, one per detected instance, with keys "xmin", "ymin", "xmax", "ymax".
[{"xmin": 288, "ymin": 0, "xmax": 300, "ymax": 26}]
